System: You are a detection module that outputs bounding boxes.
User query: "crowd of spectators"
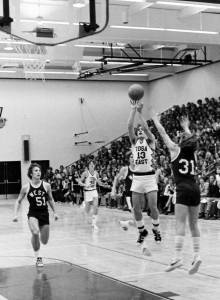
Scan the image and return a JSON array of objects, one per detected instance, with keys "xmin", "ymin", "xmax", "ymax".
[{"xmin": 44, "ymin": 96, "xmax": 220, "ymax": 220}]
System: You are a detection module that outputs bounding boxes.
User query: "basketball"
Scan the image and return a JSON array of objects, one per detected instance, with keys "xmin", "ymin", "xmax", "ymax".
[{"xmin": 128, "ymin": 84, "xmax": 144, "ymax": 103}]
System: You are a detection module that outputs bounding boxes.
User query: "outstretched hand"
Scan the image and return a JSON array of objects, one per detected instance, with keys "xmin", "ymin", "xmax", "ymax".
[
  {"xmin": 136, "ymin": 102, "xmax": 144, "ymax": 113},
  {"xmin": 149, "ymin": 106, "xmax": 160, "ymax": 120},
  {"xmin": 130, "ymin": 101, "xmax": 137, "ymax": 110},
  {"xmin": 180, "ymin": 115, "xmax": 190, "ymax": 129}
]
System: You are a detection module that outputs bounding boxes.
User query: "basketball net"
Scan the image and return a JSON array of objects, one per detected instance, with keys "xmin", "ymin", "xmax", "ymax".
[{"xmin": 13, "ymin": 39, "xmax": 47, "ymax": 81}]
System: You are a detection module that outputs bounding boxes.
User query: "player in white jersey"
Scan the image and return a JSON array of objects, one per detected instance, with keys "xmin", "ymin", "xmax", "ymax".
[
  {"xmin": 78, "ymin": 160, "xmax": 108, "ymax": 230},
  {"xmin": 128, "ymin": 102, "xmax": 161, "ymax": 252}
]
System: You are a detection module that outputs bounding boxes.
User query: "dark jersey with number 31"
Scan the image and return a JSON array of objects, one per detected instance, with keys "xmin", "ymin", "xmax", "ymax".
[
  {"xmin": 171, "ymin": 146, "xmax": 196, "ymax": 185},
  {"xmin": 27, "ymin": 181, "xmax": 49, "ymax": 213}
]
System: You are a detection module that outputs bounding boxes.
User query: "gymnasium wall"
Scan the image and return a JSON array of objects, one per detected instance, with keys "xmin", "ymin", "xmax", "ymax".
[
  {"xmin": 0, "ymin": 80, "xmax": 146, "ymax": 184},
  {"xmin": 0, "ymin": 61, "xmax": 220, "ymax": 185},
  {"xmin": 147, "ymin": 61, "xmax": 220, "ymax": 113}
]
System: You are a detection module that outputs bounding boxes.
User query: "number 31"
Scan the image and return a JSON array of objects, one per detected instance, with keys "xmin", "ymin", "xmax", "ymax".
[{"xmin": 179, "ymin": 159, "xmax": 195, "ymax": 175}]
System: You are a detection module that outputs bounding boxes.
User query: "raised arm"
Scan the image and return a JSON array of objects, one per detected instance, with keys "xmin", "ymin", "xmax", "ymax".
[
  {"xmin": 127, "ymin": 105, "xmax": 137, "ymax": 145},
  {"xmin": 13, "ymin": 185, "xmax": 28, "ymax": 221},
  {"xmin": 180, "ymin": 116, "xmax": 191, "ymax": 134},
  {"xmin": 136, "ymin": 103, "xmax": 156, "ymax": 146},
  {"xmin": 151, "ymin": 112, "xmax": 178, "ymax": 158}
]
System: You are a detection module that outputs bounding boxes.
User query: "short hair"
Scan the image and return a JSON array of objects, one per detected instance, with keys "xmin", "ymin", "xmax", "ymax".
[
  {"xmin": 87, "ymin": 159, "xmax": 95, "ymax": 167},
  {"xmin": 27, "ymin": 163, "xmax": 42, "ymax": 179},
  {"xmin": 134, "ymin": 124, "xmax": 142, "ymax": 135}
]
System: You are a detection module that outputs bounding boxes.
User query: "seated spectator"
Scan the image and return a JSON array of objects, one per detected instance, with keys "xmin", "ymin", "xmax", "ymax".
[
  {"xmin": 163, "ymin": 177, "xmax": 175, "ymax": 214},
  {"xmin": 205, "ymin": 174, "xmax": 220, "ymax": 219},
  {"xmin": 198, "ymin": 177, "xmax": 209, "ymax": 218}
]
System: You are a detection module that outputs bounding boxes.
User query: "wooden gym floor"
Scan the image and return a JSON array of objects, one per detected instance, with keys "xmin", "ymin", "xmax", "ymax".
[{"xmin": 0, "ymin": 199, "xmax": 219, "ymax": 300}]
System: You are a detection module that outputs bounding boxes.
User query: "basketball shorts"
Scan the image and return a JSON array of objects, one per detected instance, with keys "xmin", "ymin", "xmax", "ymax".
[
  {"xmin": 176, "ymin": 182, "xmax": 200, "ymax": 206},
  {"xmin": 27, "ymin": 211, "xmax": 49, "ymax": 227},
  {"xmin": 124, "ymin": 189, "xmax": 132, "ymax": 198},
  {"xmin": 131, "ymin": 174, "xmax": 158, "ymax": 194},
  {"xmin": 84, "ymin": 189, "xmax": 98, "ymax": 202}
]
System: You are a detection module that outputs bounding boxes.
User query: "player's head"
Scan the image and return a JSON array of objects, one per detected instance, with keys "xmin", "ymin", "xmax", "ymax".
[
  {"xmin": 136, "ymin": 124, "xmax": 145, "ymax": 139},
  {"xmin": 88, "ymin": 160, "xmax": 95, "ymax": 171},
  {"xmin": 27, "ymin": 163, "xmax": 42, "ymax": 179},
  {"xmin": 178, "ymin": 132, "xmax": 197, "ymax": 150}
]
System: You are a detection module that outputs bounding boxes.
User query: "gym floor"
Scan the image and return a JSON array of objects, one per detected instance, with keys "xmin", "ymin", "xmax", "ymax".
[{"xmin": 0, "ymin": 200, "xmax": 219, "ymax": 300}]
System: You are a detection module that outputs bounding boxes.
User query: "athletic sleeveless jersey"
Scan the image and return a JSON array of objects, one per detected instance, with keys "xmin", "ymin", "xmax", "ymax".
[
  {"xmin": 124, "ymin": 166, "xmax": 133, "ymax": 192},
  {"xmin": 132, "ymin": 139, "xmax": 155, "ymax": 173},
  {"xmin": 84, "ymin": 171, "xmax": 98, "ymax": 191},
  {"xmin": 27, "ymin": 181, "xmax": 48, "ymax": 213},
  {"xmin": 171, "ymin": 146, "xmax": 196, "ymax": 185}
]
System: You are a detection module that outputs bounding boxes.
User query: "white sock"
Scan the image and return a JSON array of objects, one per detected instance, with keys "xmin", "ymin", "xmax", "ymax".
[
  {"xmin": 126, "ymin": 197, "xmax": 132, "ymax": 210},
  {"xmin": 136, "ymin": 220, "xmax": 145, "ymax": 232},
  {"xmin": 34, "ymin": 250, "xmax": 39, "ymax": 258}
]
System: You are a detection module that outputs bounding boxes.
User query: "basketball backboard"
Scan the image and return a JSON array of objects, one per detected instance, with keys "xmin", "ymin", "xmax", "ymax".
[{"xmin": 0, "ymin": 0, "xmax": 109, "ymax": 46}]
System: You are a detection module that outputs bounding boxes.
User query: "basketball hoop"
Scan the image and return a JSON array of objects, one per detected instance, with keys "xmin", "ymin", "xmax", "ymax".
[
  {"xmin": 14, "ymin": 40, "xmax": 47, "ymax": 81},
  {"xmin": 0, "ymin": 118, "xmax": 7, "ymax": 129}
]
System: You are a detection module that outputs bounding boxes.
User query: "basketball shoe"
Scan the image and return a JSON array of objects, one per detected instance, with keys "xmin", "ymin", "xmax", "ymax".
[
  {"xmin": 137, "ymin": 229, "xmax": 148, "ymax": 245},
  {"xmin": 152, "ymin": 229, "xmax": 162, "ymax": 242},
  {"xmin": 119, "ymin": 220, "xmax": 129, "ymax": 231},
  {"xmin": 188, "ymin": 255, "xmax": 202, "ymax": 275},
  {"xmin": 165, "ymin": 258, "xmax": 183, "ymax": 272},
  {"xmin": 36, "ymin": 257, "xmax": 44, "ymax": 267}
]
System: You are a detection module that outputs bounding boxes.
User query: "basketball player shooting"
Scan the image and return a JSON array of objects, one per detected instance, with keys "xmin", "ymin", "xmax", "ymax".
[{"xmin": 128, "ymin": 85, "xmax": 161, "ymax": 256}]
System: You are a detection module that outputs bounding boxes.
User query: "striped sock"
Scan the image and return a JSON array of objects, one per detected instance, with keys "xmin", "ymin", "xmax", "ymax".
[
  {"xmin": 192, "ymin": 237, "xmax": 200, "ymax": 258},
  {"xmin": 152, "ymin": 218, "xmax": 160, "ymax": 231},
  {"xmin": 174, "ymin": 235, "xmax": 184, "ymax": 260},
  {"xmin": 136, "ymin": 220, "xmax": 145, "ymax": 232}
]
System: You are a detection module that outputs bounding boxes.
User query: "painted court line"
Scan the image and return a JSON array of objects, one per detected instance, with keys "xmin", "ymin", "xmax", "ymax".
[{"xmin": 118, "ymin": 271, "xmax": 165, "ymax": 279}]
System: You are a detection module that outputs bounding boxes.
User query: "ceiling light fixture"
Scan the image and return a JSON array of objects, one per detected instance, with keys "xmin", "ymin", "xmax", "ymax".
[
  {"xmin": 110, "ymin": 25, "xmax": 219, "ymax": 35},
  {"xmin": 24, "ymin": 71, "xmax": 79, "ymax": 75},
  {"xmin": 4, "ymin": 46, "xmax": 13, "ymax": 51},
  {"xmin": 20, "ymin": 19, "xmax": 70, "ymax": 25},
  {"xmin": 111, "ymin": 73, "xmax": 148, "ymax": 76},
  {"xmin": 0, "ymin": 70, "xmax": 17, "ymax": 73},
  {"xmin": 75, "ymin": 44, "xmax": 125, "ymax": 49},
  {"xmin": 0, "ymin": 40, "xmax": 31, "ymax": 45},
  {"xmin": 73, "ymin": 0, "xmax": 86, "ymax": 8},
  {"xmin": 80, "ymin": 60, "xmax": 133, "ymax": 65},
  {"xmin": 157, "ymin": 1, "xmax": 220, "ymax": 10},
  {"xmin": 118, "ymin": 0, "xmax": 148, "ymax": 2},
  {"xmin": 0, "ymin": 57, "xmax": 39, "ymax": 61}
]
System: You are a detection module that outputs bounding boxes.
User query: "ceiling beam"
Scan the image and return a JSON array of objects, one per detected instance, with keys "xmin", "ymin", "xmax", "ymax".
[
  {"xmin": 179, "ymin": 6, "xmax": 206, "ymax": 18},
  {"xmin": 128, "ymin": 2, "xmax": 153, "ymax": 16}
]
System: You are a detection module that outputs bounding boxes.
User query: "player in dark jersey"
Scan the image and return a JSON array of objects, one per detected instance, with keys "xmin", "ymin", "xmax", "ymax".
[
  {"xmin": 111, "ymin": 153, "xmax": 136, "ymax": 230},
  {"xmin": 13, "ymin": 163, "xmax": 58, "ymax": 267},
  {"xmin": 152, "ymin": 113, "xmax": 201, "ymax": 275}
]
